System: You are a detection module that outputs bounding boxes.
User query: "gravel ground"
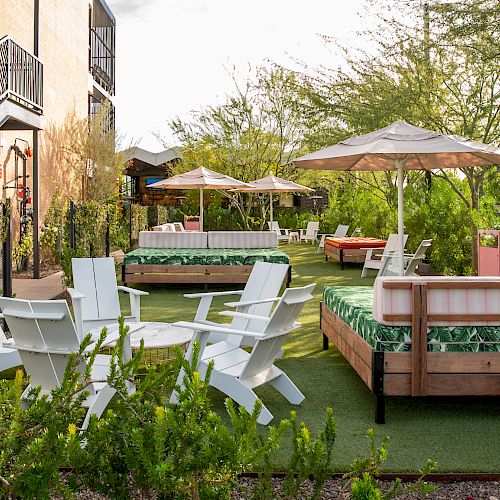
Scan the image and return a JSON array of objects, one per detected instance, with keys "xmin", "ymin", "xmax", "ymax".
[{"xmin": 69, "ymin": 478, "xmax": 500, "ymax": 499}]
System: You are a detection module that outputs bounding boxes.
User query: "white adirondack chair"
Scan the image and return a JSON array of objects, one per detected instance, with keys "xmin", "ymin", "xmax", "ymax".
[
  {"xmin": 171, "ymin": 283, "xmax": 315, "ymax": 424},
  {"xmin": 0, "ymin": 297, "xmax": 133, "ymax": 429},
  {"xmin": 68, "ymin": 257, "xmax": 148, "ymax": 339},
  {"xmin": 379, "ymin": 239, "xmax": 432, "ymax": 277},
  {"xmin": 268, "ymin": 221, "xmax": 290, "ymax": 242},
  {"xmin": 299, "ymin": 221, "xmax": 320, "ymax": 244},
  {"xmin": 0, "ymin": 316, "xmax": 22, "ymax": 373},
  {"xmin": 317, "ymin": 224, "xmax": 350, "ymax": 253},
  {"xmin": 361, "ymin": 233, "xmax": 409, "ymax": 278},
  {"xmin": 185, "ymin": 261, "xmax": 289, "ymax": 347}
]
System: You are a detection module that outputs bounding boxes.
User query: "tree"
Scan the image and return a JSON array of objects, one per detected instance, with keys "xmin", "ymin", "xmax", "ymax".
[
  {"xmin": 290, "ymin": 0, "xmax": 500, "ymax": 271},
  {"xmin": 164, "ymin": 67, "xmax": 310, "ymax": 229},
  {"xmin": 44, "ymin": 102, "xmax": 128, "ymax": 203}
]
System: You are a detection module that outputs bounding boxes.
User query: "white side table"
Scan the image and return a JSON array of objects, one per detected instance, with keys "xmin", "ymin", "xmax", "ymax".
[
  {"xmin": 91, "ymin": 321, "xmax": 193, "ymax": 364},
  {"xmin": 288, "ymin": 231, "xmax": 299, "ymax": 243}
]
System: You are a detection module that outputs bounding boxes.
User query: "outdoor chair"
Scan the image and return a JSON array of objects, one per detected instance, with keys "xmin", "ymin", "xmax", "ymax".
[
  {"xmin": 171, "ymin": 283, "xmax": 315, "ymax": 424},
  {"xmin": 379, "ymin": 239, "xmax": 432, "ymax": 276},
  {"xmin": 317, "ymin": 224, "xmax": 350, "ymax": 253},
  {"xmin": 68, "ymin": 257, "xmax": 149, "ymax": 339},
  {"xmin": 299, "ymin": 221, "xmax": 320, "ymax": 244},
  {"xmin": 361, "ymin": 233, "xmax": 408, "ymax": 278},
  {"xmin": 0, "ymin": 297, "xmax": 133, "ymax": 429},
  {"xmin": 0, "ymin": 315, "xmax": 22, "ymax": 373},
  {"xmin": 268, "ymin": 221, "xmax": 290, "ymax": 242},
  {"xmin": 184, "ymin": 261, "xmax": 289, "ymax": 347}
]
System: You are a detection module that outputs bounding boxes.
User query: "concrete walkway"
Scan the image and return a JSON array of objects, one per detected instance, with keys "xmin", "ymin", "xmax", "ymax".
[{"xmin": 12, "ymin": 271, "xmax": 65, "ymax": 300}]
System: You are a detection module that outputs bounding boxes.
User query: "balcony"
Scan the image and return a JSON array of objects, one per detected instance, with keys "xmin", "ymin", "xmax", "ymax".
[{"xmin": 0, "ymin": 36, "xmax": 43, "ymax": 130}]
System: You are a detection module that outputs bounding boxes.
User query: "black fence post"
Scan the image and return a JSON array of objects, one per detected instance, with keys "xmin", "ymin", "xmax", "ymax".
[
  {"xmin": 105, "ymin": 208, "xmax": 110, "ymax": 257},
  {"xmin": 2, "ymin": 204, "xmax": 12, "ymax": 297},
  {"xmin": 129, "ymin": 203, "xmax": 133, "ymax": 249},
  {"xmin": 69, "ymin": 200, "xmax": 76, "ymax": 251}
]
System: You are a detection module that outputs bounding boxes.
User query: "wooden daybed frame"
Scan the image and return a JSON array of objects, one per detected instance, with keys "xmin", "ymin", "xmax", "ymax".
[
  {"xmin": 321, "ymin": 280, "xmax": 500, "ymax": 423},
  {"xmin": 122, "ymin": 264, "xmax": 292, "ymax": 287}
]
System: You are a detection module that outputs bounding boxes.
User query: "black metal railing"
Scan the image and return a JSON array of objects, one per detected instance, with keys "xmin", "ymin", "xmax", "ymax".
[{"xmin": 0, "ymin": 36, "xmax": 43, "ymax": 114}]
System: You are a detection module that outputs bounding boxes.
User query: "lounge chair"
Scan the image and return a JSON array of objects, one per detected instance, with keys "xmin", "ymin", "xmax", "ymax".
[
  {"xmin": 184, "ymin": 260, "xmax": 289, "ymax": 347},
  {"xmin": 317, "ymin": 224, "xmax": 350, "ymax": 253},
  {"xmin": 171, "ymin": 283, "xmax": 315, "ymax": 424},
  {"xmin": 268, "ymin": 221, "xmax": 290, "ymax": 242},
  {"xmin": 361, "ymin": 233, "xmax": 408, "ymax": 278},
  {"xmin": 379, "ymin": 239, "xmax": 432, "ymax": 276},
  {"xmin": 299, "ymin": 221, "xmax": 320, "ymax": 244},
  {"xmin": 0, "ymin": 297, "xmax": 133, "ymax": 429},
  {"xmin": 68, "ymin": 257, "xmax": 149, "ymax": 339}
]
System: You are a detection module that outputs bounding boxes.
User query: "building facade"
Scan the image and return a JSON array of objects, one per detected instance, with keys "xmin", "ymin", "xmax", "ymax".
[{"xmin": 0, "ymin": 0, "xmax": 115, "ymax": 277}]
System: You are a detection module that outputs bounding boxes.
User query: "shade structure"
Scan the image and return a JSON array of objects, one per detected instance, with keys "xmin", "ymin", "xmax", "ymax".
[
  {"xmin": 234, "ymin": 174, "xmax": 313, "ymax": 229},
  {"xmin": 294, "ymin": 120, "xmax": 500, "ymax": 275},
  {"xmin": 149, "ymin": 166, "xmax": 251, "ymax": 230}
]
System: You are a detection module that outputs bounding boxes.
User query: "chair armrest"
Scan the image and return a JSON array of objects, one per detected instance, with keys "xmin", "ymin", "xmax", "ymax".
[
  {"xmin": 219, "ymin": 311, "xmax": 271, "ymax": 322},
  {"xmin": 184, "ymin": 290, "xmax": 244, "ymax": 299},
  {"xmin": 224, "ymin": 297, "xmax": 280, "ymax": 308},
  {"xmin": 117, "ymin": 285, "xmax": 149, "ymax": 296},
  {"xmin": 3, "ymin": 311, "xmax": 65, "ymax": 321},
  {"xmin": 173, "ymin": 321, "xmax": 266, "ymax": 339},
  {"xmin": 67, "ymin": 288, "xmax": 86, "ymax": 300}
]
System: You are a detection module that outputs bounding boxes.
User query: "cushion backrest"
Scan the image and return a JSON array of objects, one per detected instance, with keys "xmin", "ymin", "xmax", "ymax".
[
  {"xmin": 153, "ymin": 223, "xmax": 176, "ymax": 232},
  {"xmin": 139, "ymin": 231, "xmax": 208, "ymax": 248},
  {"xmin": 208, "ymin": 231, "xmax": 278, "ymax": 248},
  {"xmin": 373, "ymin": 276, "xmax": 500, "ymax": 326},
  {"xmin": 72, "ymin": 258, "xmax": 120, "ymax": 322}
]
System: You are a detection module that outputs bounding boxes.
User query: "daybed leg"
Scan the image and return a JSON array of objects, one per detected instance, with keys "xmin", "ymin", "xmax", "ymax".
[
  {"xmin": 323, "ymin": 333, "xmax": 329, "ymax": 350},
  {"xmin": 372, "ymin": 350, "xmax": 385, "ymax": 424},
  {"xmin": 204, "ymin": 283, "xmax": 208, "ymax": 292},
  {"xmin": 286, "ymin": 267, "xmax": 292, "ymax": 287},
  {"xmin": 325, "ymin": 255, "xmax": 328, "ymax": 261},
  {"xmin": 121, "ymin": 265, "xmax": 126, "ymax": 286},
  {"xmin": 375, "ymin": 395, "xmax": 385, "ymax": 424}
]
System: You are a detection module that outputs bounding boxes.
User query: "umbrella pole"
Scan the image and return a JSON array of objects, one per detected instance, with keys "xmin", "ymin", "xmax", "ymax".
[
  {"xmin": 200, "ymin": 189, "xmax": 204, "ymax": 231},
  {"xmin": 396, "ymin": 160, "xmax": 405, "ymax": 276},
  {"xmin": 269, "ymin": 193, "xmax": 273, "ymax": 231}
]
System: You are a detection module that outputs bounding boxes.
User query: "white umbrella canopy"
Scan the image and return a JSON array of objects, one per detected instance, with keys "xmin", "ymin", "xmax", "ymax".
[
  {"xmin": 234, "ymin": 174, "xmax": 313, "ymax": 229},
  {"xmin": 294, "ymin": 120, "xmax": 500, "ymax": 274},
  {"xmin": 149, "ymin": 166, "xmax": 251, "ymax": 230}
]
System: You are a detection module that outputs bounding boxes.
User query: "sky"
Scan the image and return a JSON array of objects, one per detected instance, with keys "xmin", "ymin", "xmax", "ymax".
[{"xmin": 106, "ymin": 0, "xmax": 370, "ymax": 152}]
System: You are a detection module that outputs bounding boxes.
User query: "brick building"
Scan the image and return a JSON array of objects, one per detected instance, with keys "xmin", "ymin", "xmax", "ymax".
[{"xmin": 0, "ymin": 0, "xmax": 115, "ymax": 277}]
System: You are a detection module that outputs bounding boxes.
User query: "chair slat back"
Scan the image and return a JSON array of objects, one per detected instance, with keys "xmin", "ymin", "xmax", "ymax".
[
  {"xmin": 385, "ymin": 233, "xmax": 408, "ymax": 253},
  {"xmin": 239, "ymin": 284, "xmax": 315, "ymax": 380},
  {"xmin": 0, "ymin": 298, "xmax": 44, "ymax": 348},
  {"xmin": 305, "ymin": 222, "xmax": 319, "ymax": 236},
  {"xmin": 72, "ymin": 258, "xmax": 120, "ymax": 321},
  {"xmin": 334, "ymin": 225, "xmax": 349, "ymax": 237},
  {"xmin": 31, "ymin": 300, "xmax": 80, "ymax": 351},
  {"xmin": 0, "ymin": 298, "xmax": 85, "ymax": 392},
  {"xmin": 405, "ymin": 239, "xmax": 432, "ymax": 276},
  {"xmin": 232, "ymin": 262, "xmax": 289, "ymax": 333},
  {"xmin": 269, "ymin": 221, "xmax": 280, "ymax": 232}
]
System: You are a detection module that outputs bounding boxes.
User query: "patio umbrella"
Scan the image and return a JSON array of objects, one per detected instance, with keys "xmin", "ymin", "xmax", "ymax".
[
  {"xmin": 149, "ymin": 166, "xmax": 250, "ymax": 231},
  {"xmin": 234, "ymin": 173, "xmax": 313, "ymax": 230},
  {"xmin": 293, "ymin": 120, "xmax": 500, "ymax": 275}
]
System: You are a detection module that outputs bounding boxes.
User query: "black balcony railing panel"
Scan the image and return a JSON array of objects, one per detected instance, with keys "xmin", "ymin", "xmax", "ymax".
[{"xmin": 0, "ymin": 36, "xmax": 43, "ymax": 114}]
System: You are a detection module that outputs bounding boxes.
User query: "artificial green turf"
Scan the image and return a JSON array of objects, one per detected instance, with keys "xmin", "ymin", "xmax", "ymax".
[{"xmin": 121, "ymin": 243, "xmax": 500, "ymax": 472}]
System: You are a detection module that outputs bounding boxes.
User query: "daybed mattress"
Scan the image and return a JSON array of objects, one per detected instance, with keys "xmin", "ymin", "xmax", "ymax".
[
  {"xmin": 124, "ymin": 247, "xmax": 290, "ymax": 266},
  {"xmin": 325, "ymin": 237, "xmax": 386, "ymax": 250},
  {"xmin": 323, "ymin": 286, "xmax": 500, "ymax": 352}
]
